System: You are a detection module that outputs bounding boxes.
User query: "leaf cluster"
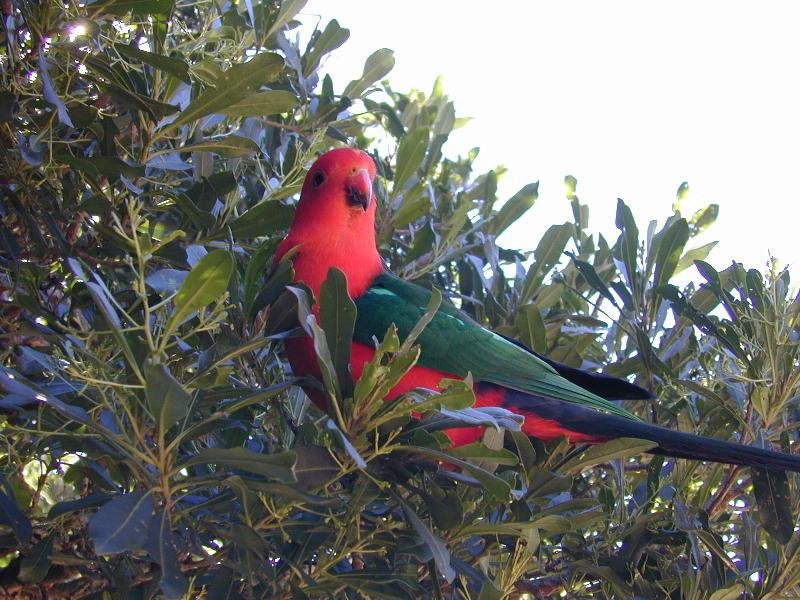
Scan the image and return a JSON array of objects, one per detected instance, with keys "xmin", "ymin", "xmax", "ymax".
[{"xmin": 1, "ymin": 1, "xmax": 799, "ymax": 598}]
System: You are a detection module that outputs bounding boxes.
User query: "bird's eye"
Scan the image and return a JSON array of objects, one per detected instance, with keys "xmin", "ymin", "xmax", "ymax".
[{"xmin": 312, "ymin": 171, "xmax": 325, "ymax": 188}]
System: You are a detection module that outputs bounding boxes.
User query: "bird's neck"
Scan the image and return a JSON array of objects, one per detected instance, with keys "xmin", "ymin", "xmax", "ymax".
[{"xmin": 278, "ymin": 221, "xmax": 383, "ymax": 301}]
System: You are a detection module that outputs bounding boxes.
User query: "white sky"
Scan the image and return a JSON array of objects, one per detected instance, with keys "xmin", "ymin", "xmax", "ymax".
[{"xmin": 300, "ymin": 1, "xmax": 800, "ymax": 275}]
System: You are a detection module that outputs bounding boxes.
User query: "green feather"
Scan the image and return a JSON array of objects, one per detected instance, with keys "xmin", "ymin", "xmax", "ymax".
[{"xmin": 353, "ymin": 272, "xmax": 639, "ymax": 420}]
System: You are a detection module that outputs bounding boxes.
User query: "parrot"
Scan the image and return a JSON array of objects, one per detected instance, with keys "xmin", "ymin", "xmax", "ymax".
[{"xmin": 265, "ymin": 146, "xmax": 800, "ymax": 473}]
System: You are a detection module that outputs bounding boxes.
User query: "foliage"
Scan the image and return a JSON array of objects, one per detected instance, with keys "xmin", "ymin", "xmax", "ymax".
[{"xmin": 1, "ymin": 1, "xmax": 800, "ymax": 598}]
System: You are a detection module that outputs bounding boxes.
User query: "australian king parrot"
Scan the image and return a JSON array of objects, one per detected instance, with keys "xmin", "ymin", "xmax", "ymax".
[{"xmin": 265, "ymin": 147, "xmax": 800, "ymax": 473}]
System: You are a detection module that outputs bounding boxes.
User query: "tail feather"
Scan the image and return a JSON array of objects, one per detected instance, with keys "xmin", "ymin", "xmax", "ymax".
[{"xmin": 495, "ymin": 384, "xmax": 800, "ymax": 472}]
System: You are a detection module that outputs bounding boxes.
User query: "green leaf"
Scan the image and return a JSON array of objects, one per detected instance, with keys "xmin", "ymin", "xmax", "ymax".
[
  {"xmin": 489, "ymin": 182, "xmax": 539, "ymax": 236},
  {"xmin": 689, "ymin": 203, "xmax": 719, "ymax": 235},
  {"xmin": 235, "ymin": 479, "xmax": 340, "ymax": 506},
  {"xmin": 515, "ymin": 303, "xmax": 546, "ymax": 354},
  {"xmin": 522, "ymin": 222, "xmax": 573, "ymax": 298},
  {"xmin": 0, "ymin": 489, "xmax": 32, "ymax": 544},
  {"xmin": 615, "ymin": 198, "xmax": 640, "ymax": 295},
  {"xmin": 447, "ymin": 443, "xmax": 518, "ymax": 465},
  {"xmin": 230, "ymin": 200, "xmax": 294, "ymax": 239},
  {"xmin": 145, "ymin": 510, "xmax": 189, "ymax": 600},
  {"xmin": 477, "ymin": 580, "xmax": 504, "ymax": 600},
  {"xmin": 80, "ymin": 273, "xmax": 141, "ymax": 378},
  {"xmin": 38, "ymin": 49, "xmax": 74, "ymax": 128},
  {"xmin": 165, "ymin": 249, "xmax": 233, "ymax": 334},
  {"xmin": 319, "ymin": 268, "xmax": 357, "ymax": 399},
  {"xmin": 57, "ymin": 155, "xmax": 145, "ymax": 180},
  {"xmin": 708, "ymin": 584, "xmax": 746, "ymax": 600},
  {"xmin": 399, "ymin": 499, "xmax": 455, "ymax": 583},
  {"xmin": 305, "ymin": 314, "xmax": 341, "ymax": 402},
  {"xmin": 100, "ymin": 80, "xmax": 178, "ymax": 119},
  {"xmin": 177, "ymin": 135, "xmax": 260, "ymax": 158},
  {"xmin": 303, "ymin": 19, "xmax": 350, "ymax": 77},
  {"xmin": 567, "ymin": 253, "xmax": 618, "ymax": 307},
  {"xmin": 343, "ymin": 49, "xmax": 395, "ymax": 98},
  {"xmin": 91, "ymin": 0, "xmax": 174, "ymax": 15},
  {"xmin": 392, "ymin": 186, "xmax": 431, "ymax": 228},
  {"xmin": 219, "ymin": 90, "xmax": 298, "ymax": 117},
  {"xmin": 167, "ymin": 52, "xmax": 285, "ymax": 130},
  {"xmin": 144, "ymin": 362, "xmax": 191, "ymax": 430},
  {"xmin": 114, "ymin": 43, "xmax": 190, "ymax": 83},
  {"xmin": 752, "ymin": 467, "xmax": 794, "ymax": 544},
  {"xmin": 265, "ymin": 0, "xmax": 307, "ymax": 38},
  {"xmin": 675, "ymin": 241, "xmax": 717, "ymax": 275},
  {"xmin": 17, "ymin": 535, "xmax": 54, "ymax": 583},
  {"xmin": 395, "ymin": 446, "xmax": 510, "ymax": 501},
  {"xmin": 181, "ymin": 448, "xmax": 297, "ymax": 482},
  {"xmin": 244, "ymin": 239, "xmax": 281, "ymax": 318},
  {"xmin": 392, "ymin": 127, "xmax": 429, "ymax": 196},
  {"xmin": 652, "ymin": 218, "xmax": 690, "ymax": 291},
  {"xmin": 88, "ymin": 491, "xmax": 153, "ymax": 555},
  {"xmin": 561, "ymin": 438, "xmax": 657, "ymax": 474},
  {"xmin": 325, "ymin": 419, "xmax": 367, "ymax": 469}
]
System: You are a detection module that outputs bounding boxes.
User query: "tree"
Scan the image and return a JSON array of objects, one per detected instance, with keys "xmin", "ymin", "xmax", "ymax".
[{"xmin": 1, "ymin": 1, "xmax": 799, "ymax": 598}]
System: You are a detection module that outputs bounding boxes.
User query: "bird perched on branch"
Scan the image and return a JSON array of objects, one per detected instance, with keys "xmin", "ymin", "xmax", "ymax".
[{"xmin": 265, "ymin": 146, "xmax": 800, "ymax": 473}]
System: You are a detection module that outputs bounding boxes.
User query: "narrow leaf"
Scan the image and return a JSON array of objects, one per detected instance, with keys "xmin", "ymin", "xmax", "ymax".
[
  {"xmin": 177, "ymin": 135, "xmax": 260, "ymax": 158},
  {"xmin": 303, "ymin": 19, "xmax": 350, "ymax": 77},
  {"xmin": 230, "ymin": 200, "xmax": 294, "ymax": 239},
  {"xmin": 266, "ymin": 0, "xmax": 307, "ymax": 38},
  {"xmin": 0, "ymin": 490, "xmax": 32, "ymax": 544},
  {"xmin": 561, "ymin": 438, "xmax": 657, "ymax": 474},
  {"xmin": 88, "ymin": 491, "xmax": 153, "ymax": 555},
  {"xmin": 395, "ymin": 446, "xmax": 510, "ymax": 500},
  {"xmin": 17, "ymin": 535, "xmax": 54, "ymax": 583},
  {"xmin": 144, "ymin": 362, "xmax": 191, "ymax": 430},
  {"xmin": 522, "ymin": 222, "xmax": 572, "ymax": 296},
  {"xmin": 219, "ymin": 90, "xmax": 298, "ymax": 117},
  {"xmin": 167, "ymin": 53, "xmax": 284, "ymax": 129},
  {"xmin": 38, "ymin": 48, "xmax": 74, "ymax": 127},
  {"xmin": 320, "ymin": 268, "xmax": 356, "ymax": 398},
  {"xmin": 675, "ymin": 241, "xmax": 717, "ymax": 275},
  {"xmin": 144, "ymin": 510, "xmax": 189, "ymax": 600},
  {"xmin": 114, "ymin": 43, "xmax": 190, "ymax": 83},
  {"xmin": 181, "ymin": 448, "xmax": 297, "ymax": 483},
  {"xmin": 752, "ymin": 467, "xmax": 793, "ymax": 544},
  {"xmin": 343, "ymin": 49, "xmax": 395, "ymax": 98},
  {"xmin": 652, "ymin": 218, "xmax": 690, "ymax": 290},
  {"xmin": 515, "ymin": 303, "xmax": 546, "ymax": 353},
  {"xmin": 91, "ymin": 0, "xmax": 174, "ymax": 15},
  {"xmin": 393, "ymin": 127, "xmax": 429, "ymax": 196},
  {"xmin": 400, "ymin": 499, "xmax": 455, "ymax": 583},
  {"xmin": 490, "ymin": 183, "xmax": 539, "ymax": 236},
  {"xmin": 325, "ymin": 419, "xmax": 367, "ymax": 469},
  {"xmin": 166, "ymin": 249, "xmax": 233, "ymax": 333}
]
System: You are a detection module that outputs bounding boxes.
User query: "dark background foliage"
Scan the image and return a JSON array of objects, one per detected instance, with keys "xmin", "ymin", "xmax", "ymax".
[{"xmin": 1, "ymin": 1, "xmax": 799, "ymax": 598}]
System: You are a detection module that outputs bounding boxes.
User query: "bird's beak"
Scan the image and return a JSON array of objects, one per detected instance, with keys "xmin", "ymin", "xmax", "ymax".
[{"xmin": 345, "ymin": 168, "xmax": 372, "ymax": 211}]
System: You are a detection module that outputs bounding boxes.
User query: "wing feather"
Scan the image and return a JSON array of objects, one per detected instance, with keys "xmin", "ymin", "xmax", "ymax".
[{"xmin": 354, "ymin": 273, "xmax": 638, "ymax": 420}]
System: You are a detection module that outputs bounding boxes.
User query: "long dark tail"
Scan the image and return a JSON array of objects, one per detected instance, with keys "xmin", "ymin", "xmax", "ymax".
[{"xmin": 495, "ymin": 385, "xmax": 800, "ymax": 472}]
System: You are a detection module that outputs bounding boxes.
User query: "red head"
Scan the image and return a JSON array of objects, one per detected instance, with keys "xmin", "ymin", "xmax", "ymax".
[{"xmin": 277, "ymin": 147, "xmax": 384, "ymax": 300}]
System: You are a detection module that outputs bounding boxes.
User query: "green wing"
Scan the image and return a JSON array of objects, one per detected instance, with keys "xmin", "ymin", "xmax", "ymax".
[{"xmin": 353, "ymin": 272, "xmax": 638, "ymax": 420}]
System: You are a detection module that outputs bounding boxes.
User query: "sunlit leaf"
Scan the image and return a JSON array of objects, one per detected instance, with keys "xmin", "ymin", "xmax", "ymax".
[
  {"xmin": 177, "ymin": 135, "xmax": 260, "ymax": 157},
  {"xmin": 343, "ymin": 48, "xmax": 395, "ymax": 98},
  {"xmin": 219, "ymin": 90, "xmax": 298, "ymax": 117},
  {"xmin": 167, "ymin": 53, "xmax": 285, "ymax": 129},
  {"xmin": 166, "ymin": 249, "xmax": 233, "ymax": 333}
]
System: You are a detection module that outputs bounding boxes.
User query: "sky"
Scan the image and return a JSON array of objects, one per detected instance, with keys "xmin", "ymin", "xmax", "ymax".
[{"xmin": 299, "ymin": 1, "xmax": 800, "ymax": 276}]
